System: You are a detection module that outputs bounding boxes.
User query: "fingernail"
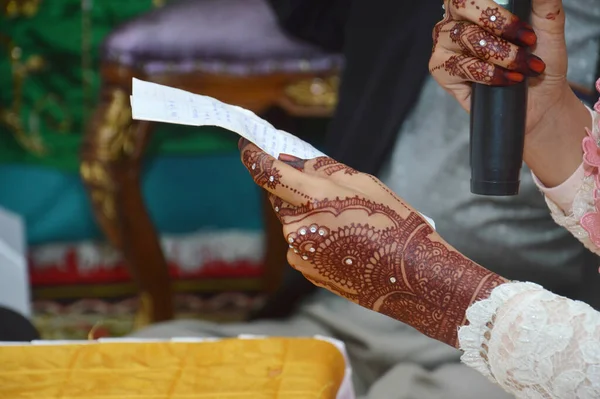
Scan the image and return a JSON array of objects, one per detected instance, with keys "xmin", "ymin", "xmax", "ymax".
[
  {"xmin": 527, "ymin": 55, "xmax": 546, "ymax": 75},
  {"xmin": 517, "ymin": 29, "xmax": 537, "ymax": 47},
  {"xmin": 238, "ymin": 138, "xmax": 250, "ymax": 151},
  {"xmin": 278, "ymin": 153, "xmax": 307, "ymax": 171},
  {"xmin": 505, "ymin": 71, "xmax": 525, "ymax": 83},
  {"xmin": 278, "ymin": 153, "xmax": 302, "ymax": 163}
]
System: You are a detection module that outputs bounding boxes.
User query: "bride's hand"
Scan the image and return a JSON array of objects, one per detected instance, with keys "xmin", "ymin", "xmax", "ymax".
[
  {"xmin": 429, "ymin": 0, "xmax": 570, "ymax": 135},
  {"xmin": 240, "ymin": 140, "xmax": 506, "ymax": 347},
  {"xmin": 430, "ymin": 0, "xmax": 592, "ymax": 187}
]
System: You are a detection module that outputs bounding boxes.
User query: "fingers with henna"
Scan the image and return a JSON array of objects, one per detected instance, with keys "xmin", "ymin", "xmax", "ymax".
[
  {"xmin": 240, "ymin": 142, "xmax": 351, "ymax": 205},
  {"xmin": 430, "ymin": 51, "xmax": 525, "ymax": 86},
  {"xmin": 439, "ymin": 21, "xmax": 545, "ymax": 76},
  {"xmin": 446, "ymin": 0, "xmax": 537, "ymax": 46}
]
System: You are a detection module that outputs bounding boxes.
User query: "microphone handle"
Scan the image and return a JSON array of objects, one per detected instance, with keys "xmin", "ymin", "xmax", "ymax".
[{"xmin": 470, "ymin": 0, "xmax": 532, "ymax": 196}]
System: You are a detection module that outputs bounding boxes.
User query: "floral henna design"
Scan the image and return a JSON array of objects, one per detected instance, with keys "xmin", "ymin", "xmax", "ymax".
[
  {"xmin": 479, "ymin": 7, "xmax": 536, "ymax": 47},
  {"xmin": 313, "ymin": 157, "xmax": 358, "ymax": 176},
  {"xmin": 449, "ymin": 22, "xmax": 510, "ymax": 62},
  {"xmin": 451, "ymin": 0, "xmax": 467, "ymax": 9},
  {"xmin": 479, "ymin": 7, "xmax": 507, "ymax": 32},
  {"xmin": 466, "ymin": 30, "xmax": 511, "ymax": 62},
  {"xmin": 432, "ymin": 5, "xmax": 453, "ymax": 51},
  {"xmin": 444, "ymin": 54, "xmax": 522, "ymax": 85},
  {"xmin": 243, "ymin": 150, "xmax": 282, "ymax": 189},
  {"xmin": 284, "ymin": 196, "xmax": 507, "ymax": 347},
  {"xmin": 447, "ymin": 22, "xmax": 543, "ymax": 76}
]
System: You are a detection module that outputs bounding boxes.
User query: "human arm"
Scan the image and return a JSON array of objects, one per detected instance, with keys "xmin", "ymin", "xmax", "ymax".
[
  {"xmin": 430, "ymin": 0, "xmax": 600, "ymax": 254},
  {"xmin": 534, "ymin": 90, "xmax": 600, "ymax": 256},
  {"xmin": 240, "ymin": 140, "xmax": 600, "ymax": 398},
  {"xmin": 460, "ymin": 281, "xmax": 600, "ymax": 398}
]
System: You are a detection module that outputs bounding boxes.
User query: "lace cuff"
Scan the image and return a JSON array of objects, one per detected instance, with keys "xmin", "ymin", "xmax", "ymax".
[
  {"xmin": 457, "ymin": 281, "xmax": 543, "ymax": 382},
  {"xmin": 539, "ymin": 81, "xmax": 600, "ymax": 256}
]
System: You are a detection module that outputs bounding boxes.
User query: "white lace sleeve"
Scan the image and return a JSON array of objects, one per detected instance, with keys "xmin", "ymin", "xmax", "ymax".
[{"xmin": 459, "ymin": 281, "xmax": 600, "ymax": 398}]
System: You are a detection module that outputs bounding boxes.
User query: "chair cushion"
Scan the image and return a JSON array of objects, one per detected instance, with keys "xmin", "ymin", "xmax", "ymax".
[{"xmin": 102, "ymin": 0, "xmax": 343, "ymax": 75}]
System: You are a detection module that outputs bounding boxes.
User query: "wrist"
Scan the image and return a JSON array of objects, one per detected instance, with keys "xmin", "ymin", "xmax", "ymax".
[{"xmin": 524, "ymin": 88, "xmax": 592, "ymax": 188}]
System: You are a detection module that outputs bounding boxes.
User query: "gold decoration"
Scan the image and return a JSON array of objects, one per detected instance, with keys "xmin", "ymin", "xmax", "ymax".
[
  {"xmin": 80, "ymin": 160, "xmax": 116, "ymax": 220},
  {"xmin": 80, "ymin": 89, "xmax": 135, "ymax": 221},
  {"xmin": 3, "ymin": 0, "xmax": 41, "ymax": 18},
  {"xmin": 133, "ymin": 292, "xmax": 153, "ymax": 329},
  {"xmin": 93, "ymin": 89, "xmax": 136, "ymax": 161},
  {"xmin": 0, "ymin": 36, "xmax": 48, "ymax": 154},
  {"xmin": 284, "ymin": 76, "xmax": 340, "ymax": 110}
]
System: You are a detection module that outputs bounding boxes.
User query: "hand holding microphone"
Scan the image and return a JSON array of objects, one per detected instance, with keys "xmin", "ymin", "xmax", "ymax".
[{"xmin": 430, "ymin": 0, "xmax": 585, "ymax": 190}]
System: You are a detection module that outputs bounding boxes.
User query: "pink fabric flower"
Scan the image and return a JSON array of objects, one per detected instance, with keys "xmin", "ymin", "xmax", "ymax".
[
  {"xmin": 582, "ymin": 128, "xmax": 600, "ymax": 171},
  {"xmin": 581, "ymin": 78, "xmax": 600, "ymax": 250}
]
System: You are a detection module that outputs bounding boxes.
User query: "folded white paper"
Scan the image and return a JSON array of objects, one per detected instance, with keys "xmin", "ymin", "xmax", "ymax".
[{"xmin": 130, "ymin": 78, "xmax": 435, "ymax": 229}]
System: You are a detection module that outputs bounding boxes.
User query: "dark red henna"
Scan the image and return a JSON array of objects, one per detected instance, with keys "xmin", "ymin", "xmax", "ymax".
[
  {"xmin": 479, "ymin": 7, "xmax": 536, "ymax": 47},
  {"xmin": 278, "ymin": 153, "xmax": 308, "ymax": 171},
  {"xmin": 313, "ymin": 157, "xmax": 358, "ymax": 176},
  {"xmin": 283, "ymin": 196, "xmax": 507, "ymax": 347},
  {"xmin": 509, "ymin": 50, "xmax": 545, "ymax": 76},
  {"xmin": 243, "ymin": 150, "xmax": 282, "ymax": 189},
  {"xmin": 444, "ymin": 54, "xmax": 523, "ymax": 85},
  {"xmin": 465, "ymin": 29, "xmax": 511, "ymax": 62},
  {"xmin": 243, "ymin": 149, "xmax": 314, "ymax": 200},
  {"xmin": 451, "ymin": 0, "xmax": 467, "ymax": 9},
  {"xmin": 546, "ymin": 9, "xmax": 561, "ymax": 20}
]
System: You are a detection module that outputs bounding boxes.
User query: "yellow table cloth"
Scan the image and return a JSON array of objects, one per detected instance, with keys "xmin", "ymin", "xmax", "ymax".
[{"xmin": 0, "ymin": 337, "xmax": 348, "ymax": 398}]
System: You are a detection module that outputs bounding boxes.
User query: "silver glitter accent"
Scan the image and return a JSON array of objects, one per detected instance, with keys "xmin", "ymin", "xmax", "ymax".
[
  {"xmin": 299, "ymin": 228, "xmax": 307, "ymax": 235},
  {"xmin": 288, "ymin": 237, "xmax": 294, "ymax": 243},
  {"xmin": 344, "ymin": 258, "xmax": 353, "ymax": 265},
  {"xmin": 309, "ymin": 247, "xmax": 315, "ymax": 253},
  {"xmin": 390, "ymin": 277, "xmax": 397, "ymax": 283},
  {"xmin": 251, "ymin": 163, "xmax": 256, "ymax": 170},
  {"xmin": 274, "ymin": 206, "xmax": 279, "ymax": 212},
  {"xmin": 318, "ymin": 229, "xmax": 326, "ymax": 236},
  {"xmin": 302, "ymin": 255, "xmax": 308, "ymax": 260},
  {"xmin": 269, "ymin": 176, "xmax": 275, "ymax": 182},
  {"xmin": 310, "ymin": 225, "xmax": 318, "ymax": 233},
  {"xmin": 490, "ymin": 15, "xmax": 497, "ymax": 22},
  {"xmin": 479, "ymin": 39, "xmax": 487, "ymax": 47}
]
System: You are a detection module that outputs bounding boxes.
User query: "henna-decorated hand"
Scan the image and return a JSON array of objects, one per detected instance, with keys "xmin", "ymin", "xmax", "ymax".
[
  {"xmin": 430, "ymin": 0, "xmax": 571, "ymax": 136},
  {"xmin": 240, "ymin": 140, "xmax": 507, "ymax": 348}
]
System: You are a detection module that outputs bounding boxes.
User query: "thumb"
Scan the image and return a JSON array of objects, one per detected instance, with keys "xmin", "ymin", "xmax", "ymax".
[{"xmin": 531, "ymin": 0, "xmax": 565, "ymax": 31}]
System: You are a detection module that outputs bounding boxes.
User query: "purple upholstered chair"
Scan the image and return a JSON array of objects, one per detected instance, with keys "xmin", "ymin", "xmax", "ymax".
[{"xmin": 80, "ymin": 0, "xmax": 343, "ymax": 325}]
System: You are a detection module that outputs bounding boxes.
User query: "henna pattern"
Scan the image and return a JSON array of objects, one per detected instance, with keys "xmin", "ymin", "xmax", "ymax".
[
  {"xmin": 243, "ymin": 150, "xmax": 281, "ymax": 189},
  {"xmin": 467, "ymin": 30, "xmax": 511, "ymax": 61},
  {"xmin": 243, "ymin": 149, "xmax": 314, "ymax": 200},
  {"xmin": 432, "ymin": 4, "xmax": 454, "ymax": 51},
  {"xmin": 443, "ymin": 54, "xmax": 522, "ymax": 85},
  {"xmin": 313, "ymin": 157, "xmax": 358, "ymax": 176},
  {"xmin": 479, "ymin": 7, "xmax": 537, "ymax": 47},
  {"xmin": 449, "ymin": 22, "xmax": 510, "ymax": 62},
  {"xmin": 451, "ymin": 0, "xmax": 467, "ymax": 9},
  {"xmin": 283, "ymin": 196, "xmax": 506, "ymax": 347},
  {"xmin": 479, "ymin": 7, "xmax": 507, "ymax": 32},
  {"xmin": 445, "ymin": 22, "xmax": 542, "ymax": 77}
]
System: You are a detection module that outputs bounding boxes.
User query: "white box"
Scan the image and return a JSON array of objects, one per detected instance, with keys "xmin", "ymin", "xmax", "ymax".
[{"xmin": 0, "ymin": 206, "xmax": 30, "ymax": 317}]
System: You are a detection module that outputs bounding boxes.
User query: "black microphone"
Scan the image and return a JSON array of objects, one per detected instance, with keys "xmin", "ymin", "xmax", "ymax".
[{"xmin": 470, "ymin": 0, "xmax": 532, "ymax": 196}]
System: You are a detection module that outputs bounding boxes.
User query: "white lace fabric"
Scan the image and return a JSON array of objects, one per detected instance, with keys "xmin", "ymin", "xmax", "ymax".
[
  {"xmin": 458, "ymin": 86, "xmax": 600, "ymax": 398},
  {"xmin": 543, "ymin": 107, "xmax": 600, "ymax": 257},
  {"xmin": 459, "ymin": 282, "xmax": 600, "ymax": 398}
]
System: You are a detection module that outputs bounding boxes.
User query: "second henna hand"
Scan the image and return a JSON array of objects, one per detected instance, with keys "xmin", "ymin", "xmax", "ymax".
[{"xmin": 241, "ymin": 143, "xmax": 509, "ymax": 348}]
